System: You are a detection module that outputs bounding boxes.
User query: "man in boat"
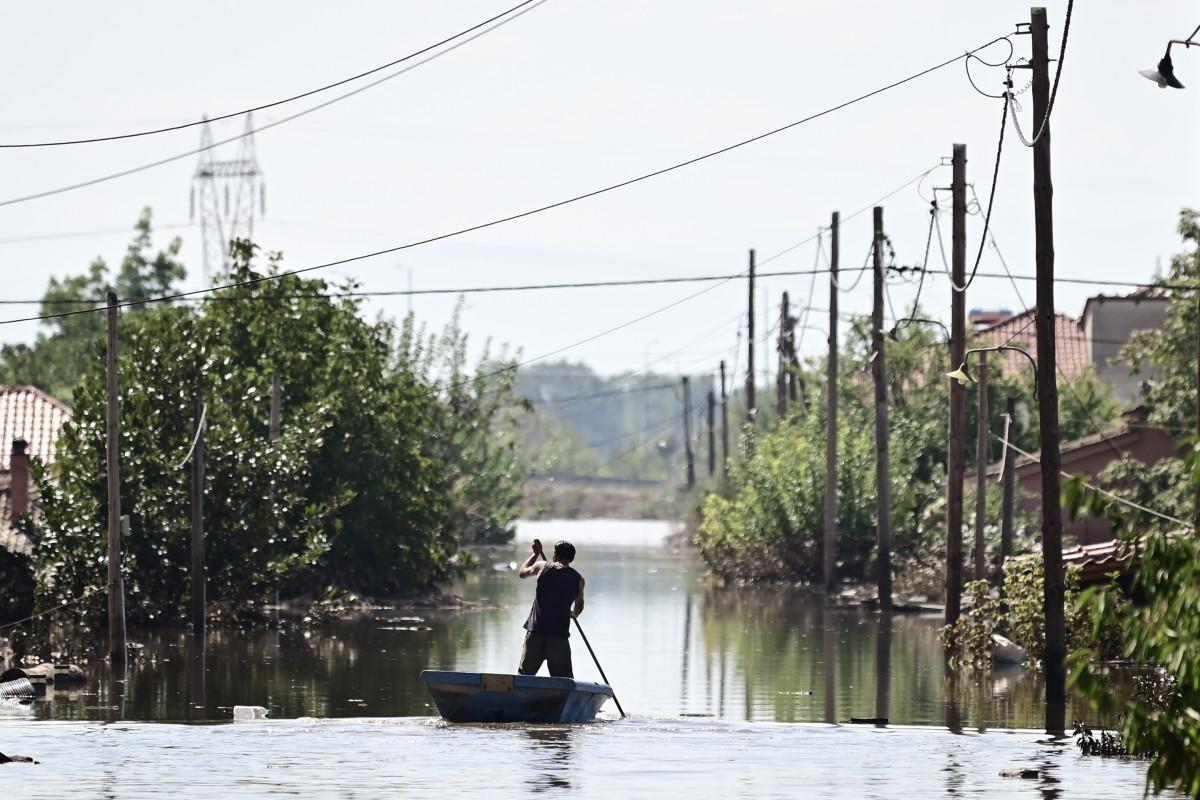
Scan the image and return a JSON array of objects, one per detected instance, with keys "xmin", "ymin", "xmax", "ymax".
[{"xmin": 517, "ymin": 539, "xmax": 585, "ymax": 678}]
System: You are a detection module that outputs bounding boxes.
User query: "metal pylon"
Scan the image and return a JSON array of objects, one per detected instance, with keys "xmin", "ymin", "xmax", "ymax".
[{"xmin": 190, "ymin": 114, "xmax": 265, "ymax": 284}]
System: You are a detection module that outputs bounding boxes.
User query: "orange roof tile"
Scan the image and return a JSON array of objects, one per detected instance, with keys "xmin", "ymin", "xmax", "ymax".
[
  {"xmin": 975, "ymin": 309, "xmax": 1089, "ymax": 382},
  {"xmin": 0, "ymin": 386, "xmax": 72, "ymax": 470}
]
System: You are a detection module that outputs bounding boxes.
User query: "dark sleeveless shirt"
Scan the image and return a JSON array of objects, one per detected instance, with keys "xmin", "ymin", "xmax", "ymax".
[{"xmin": 523, "ymin": 563, "xmax": 582, "ymax": 637}]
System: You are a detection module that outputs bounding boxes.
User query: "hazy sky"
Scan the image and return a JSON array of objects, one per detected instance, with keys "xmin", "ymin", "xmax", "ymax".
[{"xmin": 1, "ymin": 1, "xmax": 1198, "ymax": 381}]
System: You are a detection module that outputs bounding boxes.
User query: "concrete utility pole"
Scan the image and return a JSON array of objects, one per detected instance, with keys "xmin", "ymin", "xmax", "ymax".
[
  {"xmin": 1001, "ymin": 396, "xmax": 1016, "ymax": 573},
  {"xmin": 1030, "ymin": 5, "xmax": 1067, "ymax": 718},
  {"xmin": 746, "ymin": 250, "xmax": 756, "ymax": 430},
  {"xmin": 106, "ymin": 292, "xmax": 126, "ymax": 667},
  {"xmin": 946, "ymin": 143, "xmax": 968, "ymax": 627},
  {"xmin": 871, "ymin": 207, "xmax": 893, "ymax": 612},
  {"xmin": 824, "ymin": 213, "xmax": 840, "ymax": 594},
  {"xmin": 974, "ymin": 352, "xmax": 989, "ymax": 582}
]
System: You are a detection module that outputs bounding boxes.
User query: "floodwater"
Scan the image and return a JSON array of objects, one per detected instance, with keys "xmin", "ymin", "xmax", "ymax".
[{"xmin": 1, "ymin": 519, "xmax": 1172, "ymax": 798}]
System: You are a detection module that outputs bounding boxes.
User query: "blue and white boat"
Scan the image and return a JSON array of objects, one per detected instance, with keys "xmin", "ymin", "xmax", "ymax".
[{"xmin": 420, "ymin": 671, "xmax": 613, "ymax": 723}]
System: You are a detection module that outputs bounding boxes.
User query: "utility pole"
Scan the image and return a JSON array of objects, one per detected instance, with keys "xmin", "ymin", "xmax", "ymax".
[
  {"xmin": 270, "ymin": 373, "xmax": 282, "ymax": 442},
  {"xmin": 777, "ymin": 293, "xmax": 789, "ymax": 419},
  {"xmin": 707, "ymin": 389, "xmax": 716, "ymax": 478},
  {"xmin": 720, "ymin": 361, "xmax": 729, "ymax": 480},
  {"xmin": 824, "ymin": 213, "xmax": 840, "ymax": 595},
  {"xmin": 1001, "ymin": 396, "xmax": 1016, "ymax": 573},
  {"xmin": 746, "ymin": 250, "xmax": 756, "ymax": 429},
  {"xmin": 871, "ymin": 207, "xmax": 893, "ymax": 612},
  {"xmin": 682, "ymin": 377, "xmax": 696, "ymax": 490},
  {"xmin": 191, "ymin": 397, "xmax": 206, "ymax": 635},
  {"xmin": 106, "ymin": 292, "xmax": 126, "ymax": 668},
  {"xmin": 947, "ymin": 143, "xmax": 967, "ymax": 627},
  {"xmin": 974, "ymin": 352, "xmax": 989, "ymax": 582},
  {"xmin": 1030, "ymin": 5, "xmax": 1066, "ymax": 716}
]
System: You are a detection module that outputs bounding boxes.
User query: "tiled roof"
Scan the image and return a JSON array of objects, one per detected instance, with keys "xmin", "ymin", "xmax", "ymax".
[
  {"xmin": 0, "ymin": 386, "xmax": 70, "ymax": 557},
  {"xmin": 975, "ymin": 309, "xmax": 1089, "ymax": 381},
  {"xmin": 0, "ymin": 386, "xmax": 72, "ymax": 470}
]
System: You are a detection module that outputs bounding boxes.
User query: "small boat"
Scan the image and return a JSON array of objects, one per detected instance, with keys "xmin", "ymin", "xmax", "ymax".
[
  {"xmin": 420, "ymin": 670, "xmax": 613, "ymax": 723},
  {"xmin": 991, "ymin": 633, "xmax": 1028, "ymax": 665}
]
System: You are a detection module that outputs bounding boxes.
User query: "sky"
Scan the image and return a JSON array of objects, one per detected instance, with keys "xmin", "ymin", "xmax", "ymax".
[{"xmin": 1, "ymin": 1, "xmax": 1198, "ymax": 384}]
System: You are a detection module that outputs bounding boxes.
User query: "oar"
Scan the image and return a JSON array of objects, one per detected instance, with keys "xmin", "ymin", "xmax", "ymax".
[
  {"xmin": 535, "ymin": 547, "xmax": 627, "ymax": 718},
  {"xmin": 571, "ymin": 616, "xmax": 626, "ymax": 719}
]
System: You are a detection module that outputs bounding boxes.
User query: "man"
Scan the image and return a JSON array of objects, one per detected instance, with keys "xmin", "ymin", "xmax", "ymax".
[{"xmin": 517, "ymin": 538, "xmax": 585, "ymax": 678}]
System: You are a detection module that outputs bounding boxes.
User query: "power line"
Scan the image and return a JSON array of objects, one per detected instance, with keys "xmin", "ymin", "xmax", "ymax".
[
  {"xmin": 0, "ymin": 31, "xmax": 1013, "ymax": 319},
  {"xmin": 0, "ymin": 267, "xmax": 1179, "ymax": 313},
  {"xmin": 0, "ymin": 1, "xmax": 544, "ymax": 148},
  {"xmin": 0, "ymin": 0, "xmax": 549, "ymax": 209}
]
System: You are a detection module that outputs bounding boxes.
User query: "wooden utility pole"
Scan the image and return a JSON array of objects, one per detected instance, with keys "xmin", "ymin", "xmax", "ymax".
[
  {"xmin": 270, "ymin": 373, "xmax": 282, "ymax": 442},
  {"xmin": 1030, "ymin": 5, "xmax": 1066, "ymax": 715},
  {"xmin": 1001, "ymin": 396, "xmax": 1016, "ymax": 572},
  {"xmin": 105, "ymin": 292, "xmax": 126, "ymax": 667},
  {"xmin": 974, "ymin": 352, "xmax": 989, "ymax": 582},
  {"xmin": 824, "ymin": 213, "xmax": 840, "ymax": 594},
  {"xmin": 707, "ymin": 389, "xmax": 716, "ymax": 477},
  {"xmin": 947, "ymin": 143, "xmax": 967, "ymax": 627},
  {"xmin": 746, "ymin": 250, "xmax": 756, "ymax": 429},
  {"xmin": 871, "ymin": 207, "xmax": 893, "ymax": 612},
  {"xmin": 777, "ymin": 292, "xmax": 789, "ymax": 419},
  {"xmin": 720, "ymin": 361, "xmax": 729, "ymax": 480},
  {"xmin": 682, "ymin": 377, "xmax": 695, "ymax": 490},
  {"xmin": 191, "ymin": 397, "xmax": 206, "ymax": 635}
]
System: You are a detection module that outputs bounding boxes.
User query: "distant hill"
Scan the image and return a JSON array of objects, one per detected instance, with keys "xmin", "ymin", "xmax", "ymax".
[{"xmin": 513, "ymin": 360, "xmax": 717, "ymax": 510}]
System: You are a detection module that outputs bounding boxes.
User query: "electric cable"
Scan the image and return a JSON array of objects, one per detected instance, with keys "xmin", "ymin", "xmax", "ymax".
[
  {"xmin": 0, "ymin": 1, "xmax": 544, "ymax": 148},
  {"xmin": 0, "ymin": 0, "xmax": 549, "ymax": 208}
]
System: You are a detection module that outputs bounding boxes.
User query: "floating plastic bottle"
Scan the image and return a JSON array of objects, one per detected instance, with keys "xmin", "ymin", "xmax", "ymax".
[{"xmin": 232, "ymin": 705, "xmax": 269, "ymax": 720}]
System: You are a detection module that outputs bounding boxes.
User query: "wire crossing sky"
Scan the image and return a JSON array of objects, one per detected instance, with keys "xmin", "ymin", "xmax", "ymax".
[{"xmin": 0, "ymin": 1, "xmax": 1196, "ymax": 376}]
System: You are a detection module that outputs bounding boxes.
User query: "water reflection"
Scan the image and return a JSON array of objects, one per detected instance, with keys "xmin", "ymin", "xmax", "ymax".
[
  {"xmin": 522, "ymin": 727, "xmax": 575, "ymax": 792},
  {"xmin": 23, "ymin": 520, "xmax": 1102, "ymax": 729}
]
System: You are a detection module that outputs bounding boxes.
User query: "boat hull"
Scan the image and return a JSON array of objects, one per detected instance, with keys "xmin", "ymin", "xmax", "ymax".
[{"xmin": 420, "ymin": 671, "xmax": 613, "ymax": 723}]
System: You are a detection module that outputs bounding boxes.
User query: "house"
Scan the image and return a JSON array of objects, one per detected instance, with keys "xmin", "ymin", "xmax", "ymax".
[
  {"xmin": 984, "ymin": 406, "xmax": 1180, "ymax": 546},
  {"xmin": 974, "ymin": 308, "xmax": 1091, "ymax": 382},
  {"xmin": 0, "ymin": 386, "xmax": 73, "ymax": 558},
  {"xmin": 1081, "ymin": 289, "xmax": 1170, "ymax": 406}
]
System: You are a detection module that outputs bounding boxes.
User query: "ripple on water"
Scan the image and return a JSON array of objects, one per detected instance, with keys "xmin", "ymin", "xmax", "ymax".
[{"xmin": 0, "ymin": 717, "xmax": 1169, "ymax": 800}]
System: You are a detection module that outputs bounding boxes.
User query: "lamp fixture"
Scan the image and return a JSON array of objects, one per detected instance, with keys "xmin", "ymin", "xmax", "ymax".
[
  {"xmin": 1140, "ymin": 27, "xmax": 1200, "ymax": 89},
  {"xmin": 946, "ymin": 345, "xmax": 1039, "ymax": 391}
]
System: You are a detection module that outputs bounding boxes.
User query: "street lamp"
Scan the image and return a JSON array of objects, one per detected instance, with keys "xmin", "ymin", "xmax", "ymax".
[
  {"xmin": 946, "ymin": 345, "xmax": 1038, "ymax": 391},
  {"xmin": 1139, "ymin": 25, "xmax": 1200, "ymax": 88},
  {"xmin": 1142, "ymin": 27, "xmax": 1200, "ymax": 532}
]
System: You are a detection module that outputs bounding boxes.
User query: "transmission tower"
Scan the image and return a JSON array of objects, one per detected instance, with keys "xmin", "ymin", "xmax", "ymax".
[{"xmin": 190, "ymin": 114, "xmax": 265, "ymax": 284}]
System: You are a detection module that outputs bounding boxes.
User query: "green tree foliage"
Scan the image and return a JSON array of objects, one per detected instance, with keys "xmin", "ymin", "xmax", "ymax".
[
  {"xmin": 1071, "ymin": 531, "xmax": 1200, "ymax": 797},
  {"xmin": 33, "ymin": 241, "xmax": 524, "ymax": 626},
  {"xmin": 0, "ymin": 209, "xmax": 185, "ymax": 402},
  {"xmin": 398, "ymin": 303, "xmax": 528, "ymax": 546},
  {"xmin": 696, "ymin": 316, "xmax": 948, "ymax": 582}
]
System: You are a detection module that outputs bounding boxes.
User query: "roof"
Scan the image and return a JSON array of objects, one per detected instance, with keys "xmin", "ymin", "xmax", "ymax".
[
  {"xmin": 0, "ymin": 386, "xmax": 71, "ymax": 558},
  {"xmin": 0, "ymin": 386, "xmax": 72, "ymax": 470},
  {"xmin": 975, "ymin": 309, "xmax": 1089, "ymax": 382}
]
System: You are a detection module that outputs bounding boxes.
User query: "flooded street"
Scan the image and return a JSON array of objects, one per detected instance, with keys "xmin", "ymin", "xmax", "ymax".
[{"xmin": 1, "ymin": 519, "xmax": 1171, "ymax": 798}]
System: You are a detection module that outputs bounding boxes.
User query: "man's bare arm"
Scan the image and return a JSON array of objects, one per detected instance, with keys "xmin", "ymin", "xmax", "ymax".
[
  {"xmin": 571, "ymin": 577, "xmax": 586, "ymax": 618},
  {"xmin": 519, "ymin": 539, "xmax": 546, "ymax": 579}
]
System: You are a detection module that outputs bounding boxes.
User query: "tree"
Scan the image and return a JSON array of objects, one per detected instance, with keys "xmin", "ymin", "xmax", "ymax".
[
  {"xmin": 0, "ymin": 208, "xmax": 185, "ymax": 402},
  {"xmin": 398, "ymin": 304, "xmax": 528, "ymax": 546},
  {"xmin": 33, "ymin": 242, "xmax": 460, "ymax": 625}
]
